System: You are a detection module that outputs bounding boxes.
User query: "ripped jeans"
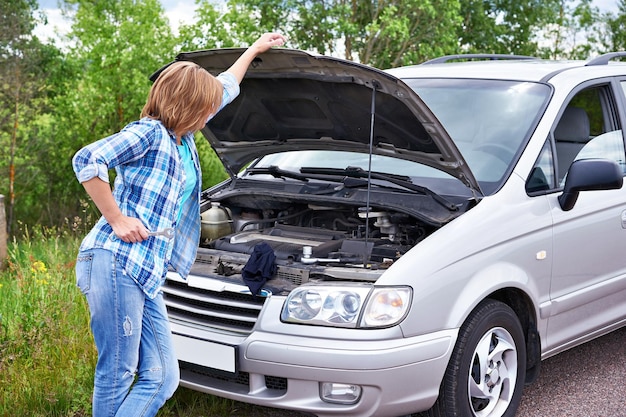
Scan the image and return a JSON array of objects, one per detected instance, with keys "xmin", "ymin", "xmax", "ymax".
[{"xmin": 76, "ymin": 248, "xmax": 179, "ymax": 417}]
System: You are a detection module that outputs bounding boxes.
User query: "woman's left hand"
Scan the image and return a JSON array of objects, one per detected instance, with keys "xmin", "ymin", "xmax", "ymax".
[
  {"xmin": 250, "ymin": 32, "xmax": 286, "ymax": 54},
  {"xmin": 226, "ymin": 32, "xmax": 287, "ymax": 83}
]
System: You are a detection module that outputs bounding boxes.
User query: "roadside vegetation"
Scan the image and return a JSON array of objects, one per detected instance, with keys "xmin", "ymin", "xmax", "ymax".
[{"xmin": 0, "ymin": 225, "xmax": 92, "ymax": 416}]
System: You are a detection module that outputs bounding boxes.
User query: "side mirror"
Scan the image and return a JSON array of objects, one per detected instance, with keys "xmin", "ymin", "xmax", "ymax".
[{"xmin": 559, "ymin": 158, "xmax": 623, "ymax": 211}]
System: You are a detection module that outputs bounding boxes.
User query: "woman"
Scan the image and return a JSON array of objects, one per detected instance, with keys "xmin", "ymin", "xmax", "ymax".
[{"xmin": 72, "ymin": 32, "xmax": 286, "ymax": 417}]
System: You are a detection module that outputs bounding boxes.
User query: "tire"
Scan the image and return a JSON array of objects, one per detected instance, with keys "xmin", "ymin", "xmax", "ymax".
[{"xmin": 427, "ymin": 299, "xmax": 526, "ymax": 417}]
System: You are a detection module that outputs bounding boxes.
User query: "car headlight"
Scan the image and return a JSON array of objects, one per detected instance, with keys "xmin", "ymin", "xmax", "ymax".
[{"xmin": 281, "ymin": 285, "xmax": 412, "ymax": 328}]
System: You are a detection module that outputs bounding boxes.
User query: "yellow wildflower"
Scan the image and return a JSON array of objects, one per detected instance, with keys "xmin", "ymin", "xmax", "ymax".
[{"xmin": 31, "ymin": 260, "xmax": 47, "ymax": 273}]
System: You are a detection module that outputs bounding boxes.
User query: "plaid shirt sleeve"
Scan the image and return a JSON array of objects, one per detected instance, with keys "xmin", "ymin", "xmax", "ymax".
[
  {"xmin": 214, "ymin": 72, "xmax": 240, "ymax": 116},
  {"xmin": 72, "ymin": 121, "xmax": 154, "ymax": 184}
]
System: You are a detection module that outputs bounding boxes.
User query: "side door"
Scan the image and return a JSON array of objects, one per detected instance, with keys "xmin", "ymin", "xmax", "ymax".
[{"xmin": 539, "ymin": 80, "xmax": 626, "ymax": 354}]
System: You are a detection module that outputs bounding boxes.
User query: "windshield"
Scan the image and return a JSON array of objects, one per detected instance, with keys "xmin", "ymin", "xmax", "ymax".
[
  {"xmin": 404, "ymin": 78, "xmax": 551, "ymax": 193},
  {"xmin": 247, "ymin": 79, "xmax": 550, "ymax": 198}
]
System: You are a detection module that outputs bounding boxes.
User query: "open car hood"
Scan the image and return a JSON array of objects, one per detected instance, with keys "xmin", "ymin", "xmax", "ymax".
[{"xmin": 160, "ymin": 48, "xmax": 481, "ymax": 195}]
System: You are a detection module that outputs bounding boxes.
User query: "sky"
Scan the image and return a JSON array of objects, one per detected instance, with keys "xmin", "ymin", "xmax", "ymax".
[{"xmin": 34, "ymin": 0, "xmax": 621, "ymax": 47}]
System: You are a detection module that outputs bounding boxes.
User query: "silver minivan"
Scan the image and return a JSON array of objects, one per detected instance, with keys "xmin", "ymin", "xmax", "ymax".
[{"xmin": 159, "ymin": 49, "xmax": 626, "ymax": 417}]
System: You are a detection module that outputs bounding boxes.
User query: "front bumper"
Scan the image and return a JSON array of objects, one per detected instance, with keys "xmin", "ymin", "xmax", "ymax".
[{"xmin": 171, "ymin": 316, "xmax": 457, "ymax": 417}]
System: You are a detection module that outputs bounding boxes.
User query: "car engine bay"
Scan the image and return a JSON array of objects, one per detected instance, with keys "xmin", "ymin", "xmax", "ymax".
[{"xmin": 193, "ymin": 191, "xmax": 443, "ymax": 293}]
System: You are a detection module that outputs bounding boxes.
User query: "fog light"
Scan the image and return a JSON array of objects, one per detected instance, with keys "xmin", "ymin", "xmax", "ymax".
[{"xmin": 320, "ymin": 382, "xmax": 362, "ymax": 404}]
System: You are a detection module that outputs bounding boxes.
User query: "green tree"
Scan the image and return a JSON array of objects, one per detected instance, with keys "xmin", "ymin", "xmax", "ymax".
[
  {"xmin": 0, "ymin": 0, "xmax": 66, "ymax": 233},
  {"xmin": 336, "ymin": 0, "xmax": 462, "ymax": 67},
  {"xmin": 536, "ymin": 0, "xmax": 602, "ymax": 59},
  {"xmin": 61, "ymin": 0, "xmax": 176, "ymax": 139},
  {"xmin": 458, "ymin": 0, "xmax": 566, "ymax": 56},
  {"xmin": 210, "ymin": 0, "xmax": 462, "ymax": 68},
  {"xmin": 177, "ymin": 0, "xmax": 235, "ymax": 51},
  {"xmin": 598, "ymin": 0, "xmax": 626, "ymax": 53}
]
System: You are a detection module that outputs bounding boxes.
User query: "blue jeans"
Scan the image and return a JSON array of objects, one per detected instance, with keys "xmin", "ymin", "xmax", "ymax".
[{"xmin": 76, "ymin": 248, "xmax": 179, "ymax": 417}]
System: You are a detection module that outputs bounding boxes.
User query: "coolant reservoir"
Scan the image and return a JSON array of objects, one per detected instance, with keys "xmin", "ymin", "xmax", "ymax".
[{"xmin": 201, "ymin": 202, "xmax": 233, "ymax": 241}]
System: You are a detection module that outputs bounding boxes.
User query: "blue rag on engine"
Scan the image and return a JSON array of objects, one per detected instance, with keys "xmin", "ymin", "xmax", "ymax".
[{"xmin": 242, "ymin": 242, "xmax": 277, "ymax": 295}]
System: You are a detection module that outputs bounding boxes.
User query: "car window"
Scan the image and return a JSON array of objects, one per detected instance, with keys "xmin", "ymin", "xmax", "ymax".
[
  {"xmin": 574, "ymin": 130, "xmax": 626, "ymax": 170},
  {"xmin": 526, "ymin": 140, "xmax": 556, "ymax": 194},
  {"xmin": 551, "ymin": 85, "xmax": 625, "ymax": 185}
]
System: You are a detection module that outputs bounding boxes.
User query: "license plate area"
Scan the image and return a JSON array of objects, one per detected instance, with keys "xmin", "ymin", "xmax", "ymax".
[{"xmin": 172, "ymin": 333, "xmax": 237, "ymax": 374}]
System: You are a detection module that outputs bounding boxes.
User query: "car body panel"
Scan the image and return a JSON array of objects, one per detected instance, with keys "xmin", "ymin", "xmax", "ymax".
[
  {"xmin": 385, "ymin": 174, "xmax": 552, "ymax": 334},
  {"xmin": 545, "ymin": 187, "xmax": 626, "ymax": 351}
]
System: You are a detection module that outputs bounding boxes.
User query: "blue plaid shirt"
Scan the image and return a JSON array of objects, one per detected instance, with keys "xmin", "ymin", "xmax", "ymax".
[{"xmin": 72, "ymin": 72, "xmax": 239, "ymax": 299}]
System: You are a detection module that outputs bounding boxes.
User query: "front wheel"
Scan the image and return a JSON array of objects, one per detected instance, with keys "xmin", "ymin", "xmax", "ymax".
[{"xmin": 428, "ymin": 299, "xmax": 526, "ymax": 417}]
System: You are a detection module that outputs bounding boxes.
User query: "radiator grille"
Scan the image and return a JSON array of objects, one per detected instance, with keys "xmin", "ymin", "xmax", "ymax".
[{"xmin": 163, "ymin": 279, "xmax": 266, "ymax": 334}]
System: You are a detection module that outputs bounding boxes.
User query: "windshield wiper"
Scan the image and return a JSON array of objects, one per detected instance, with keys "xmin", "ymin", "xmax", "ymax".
[
  {"xmin": 245, "ymin": 165, "xmax": 310, "ymax": 182},
  {"xmin": 300, "ymin": 166, "xmax": 458, "ymax": 211}
]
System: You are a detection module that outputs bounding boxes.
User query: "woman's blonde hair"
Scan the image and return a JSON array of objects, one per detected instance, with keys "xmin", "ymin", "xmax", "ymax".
[{"xmin": 141, "ymin": 61, "xmax": 223, "ymax": 134}]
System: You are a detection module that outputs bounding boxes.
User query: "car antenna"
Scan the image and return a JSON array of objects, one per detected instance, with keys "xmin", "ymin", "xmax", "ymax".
[{"xmin": 363, "ymin": 79, "xmax": 381, "ymax": 266}]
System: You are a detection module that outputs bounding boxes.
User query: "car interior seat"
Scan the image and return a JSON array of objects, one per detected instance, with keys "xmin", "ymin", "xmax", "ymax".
[{"xmin": 554, "ymin": 106, "xmax": 590, "ymax": 181}]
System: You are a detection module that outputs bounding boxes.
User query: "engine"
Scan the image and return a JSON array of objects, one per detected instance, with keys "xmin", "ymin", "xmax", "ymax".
[{"xmin": 200, "ymin": 199, "xmax": 433, "ymax": 268}]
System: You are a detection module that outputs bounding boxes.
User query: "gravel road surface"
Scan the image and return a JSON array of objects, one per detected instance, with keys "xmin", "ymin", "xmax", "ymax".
[
  {"xmin": 515, "ymin": 325, "xmax": 626, "ymax": 417},
  {"xmin": 243, "ymin": 326, "xmax": 626, "ymax": 417}
]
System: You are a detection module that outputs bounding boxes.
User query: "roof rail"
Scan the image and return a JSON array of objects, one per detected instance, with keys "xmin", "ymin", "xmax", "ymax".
[
  {"xmin": 421, "ymin": 54, "xmax": 538, "ymax": 65},
  {"xmin": 585, "ymin": 52, "xmax": 626, "ymax": 66}
]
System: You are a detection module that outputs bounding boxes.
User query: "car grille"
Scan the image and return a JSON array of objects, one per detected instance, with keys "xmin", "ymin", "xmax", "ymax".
[{"xmin": 163, "ymin": 279, "xmax": 266, "ymax": 334}]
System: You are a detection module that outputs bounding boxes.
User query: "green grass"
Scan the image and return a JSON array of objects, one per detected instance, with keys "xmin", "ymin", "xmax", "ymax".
[
  {"xmin": 0, "ymin": 223, "xmax": 282, "ymax": 417},
  {"xmin": 0, "ymin": 225, "xmax": 94, "ymax": 417}
]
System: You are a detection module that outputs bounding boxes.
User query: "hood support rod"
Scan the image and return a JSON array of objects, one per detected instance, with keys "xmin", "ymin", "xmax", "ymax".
[{"xmin": 363, "ymin": 80, "xmax": 381, "ymax": 265}]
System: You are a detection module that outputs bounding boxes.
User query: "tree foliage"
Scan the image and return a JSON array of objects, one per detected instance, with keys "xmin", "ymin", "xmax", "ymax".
[
  {"xmin": 1, "ymin": 0, "xmax": 626, "ymax": 236},
  {"xmin": 61, "ymin": 0, "xmax": 176, "ymax": 137},
  {"xmin": 215, "ymin": 0, "xmax": 462, "ymax": 68},
  {"xmin": 600, "ymin": 0, "xmax": 626, "ymax": 52},
  {"xmin": 458, "ymin": 0, "xmax": 564, "ymax": 55},
  {"xmin": 0, "ymin": 0, "xmax": 69, "ymax": 232}
]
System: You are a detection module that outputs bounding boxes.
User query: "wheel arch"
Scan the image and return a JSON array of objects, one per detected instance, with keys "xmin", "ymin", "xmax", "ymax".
[
  {"xmin": 427, "ymin": 294, "xmax": 535, "ymax": 417},
  {"xmin": 486, "ymin": 288, "xmax": 542, "ymax": 385}
]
